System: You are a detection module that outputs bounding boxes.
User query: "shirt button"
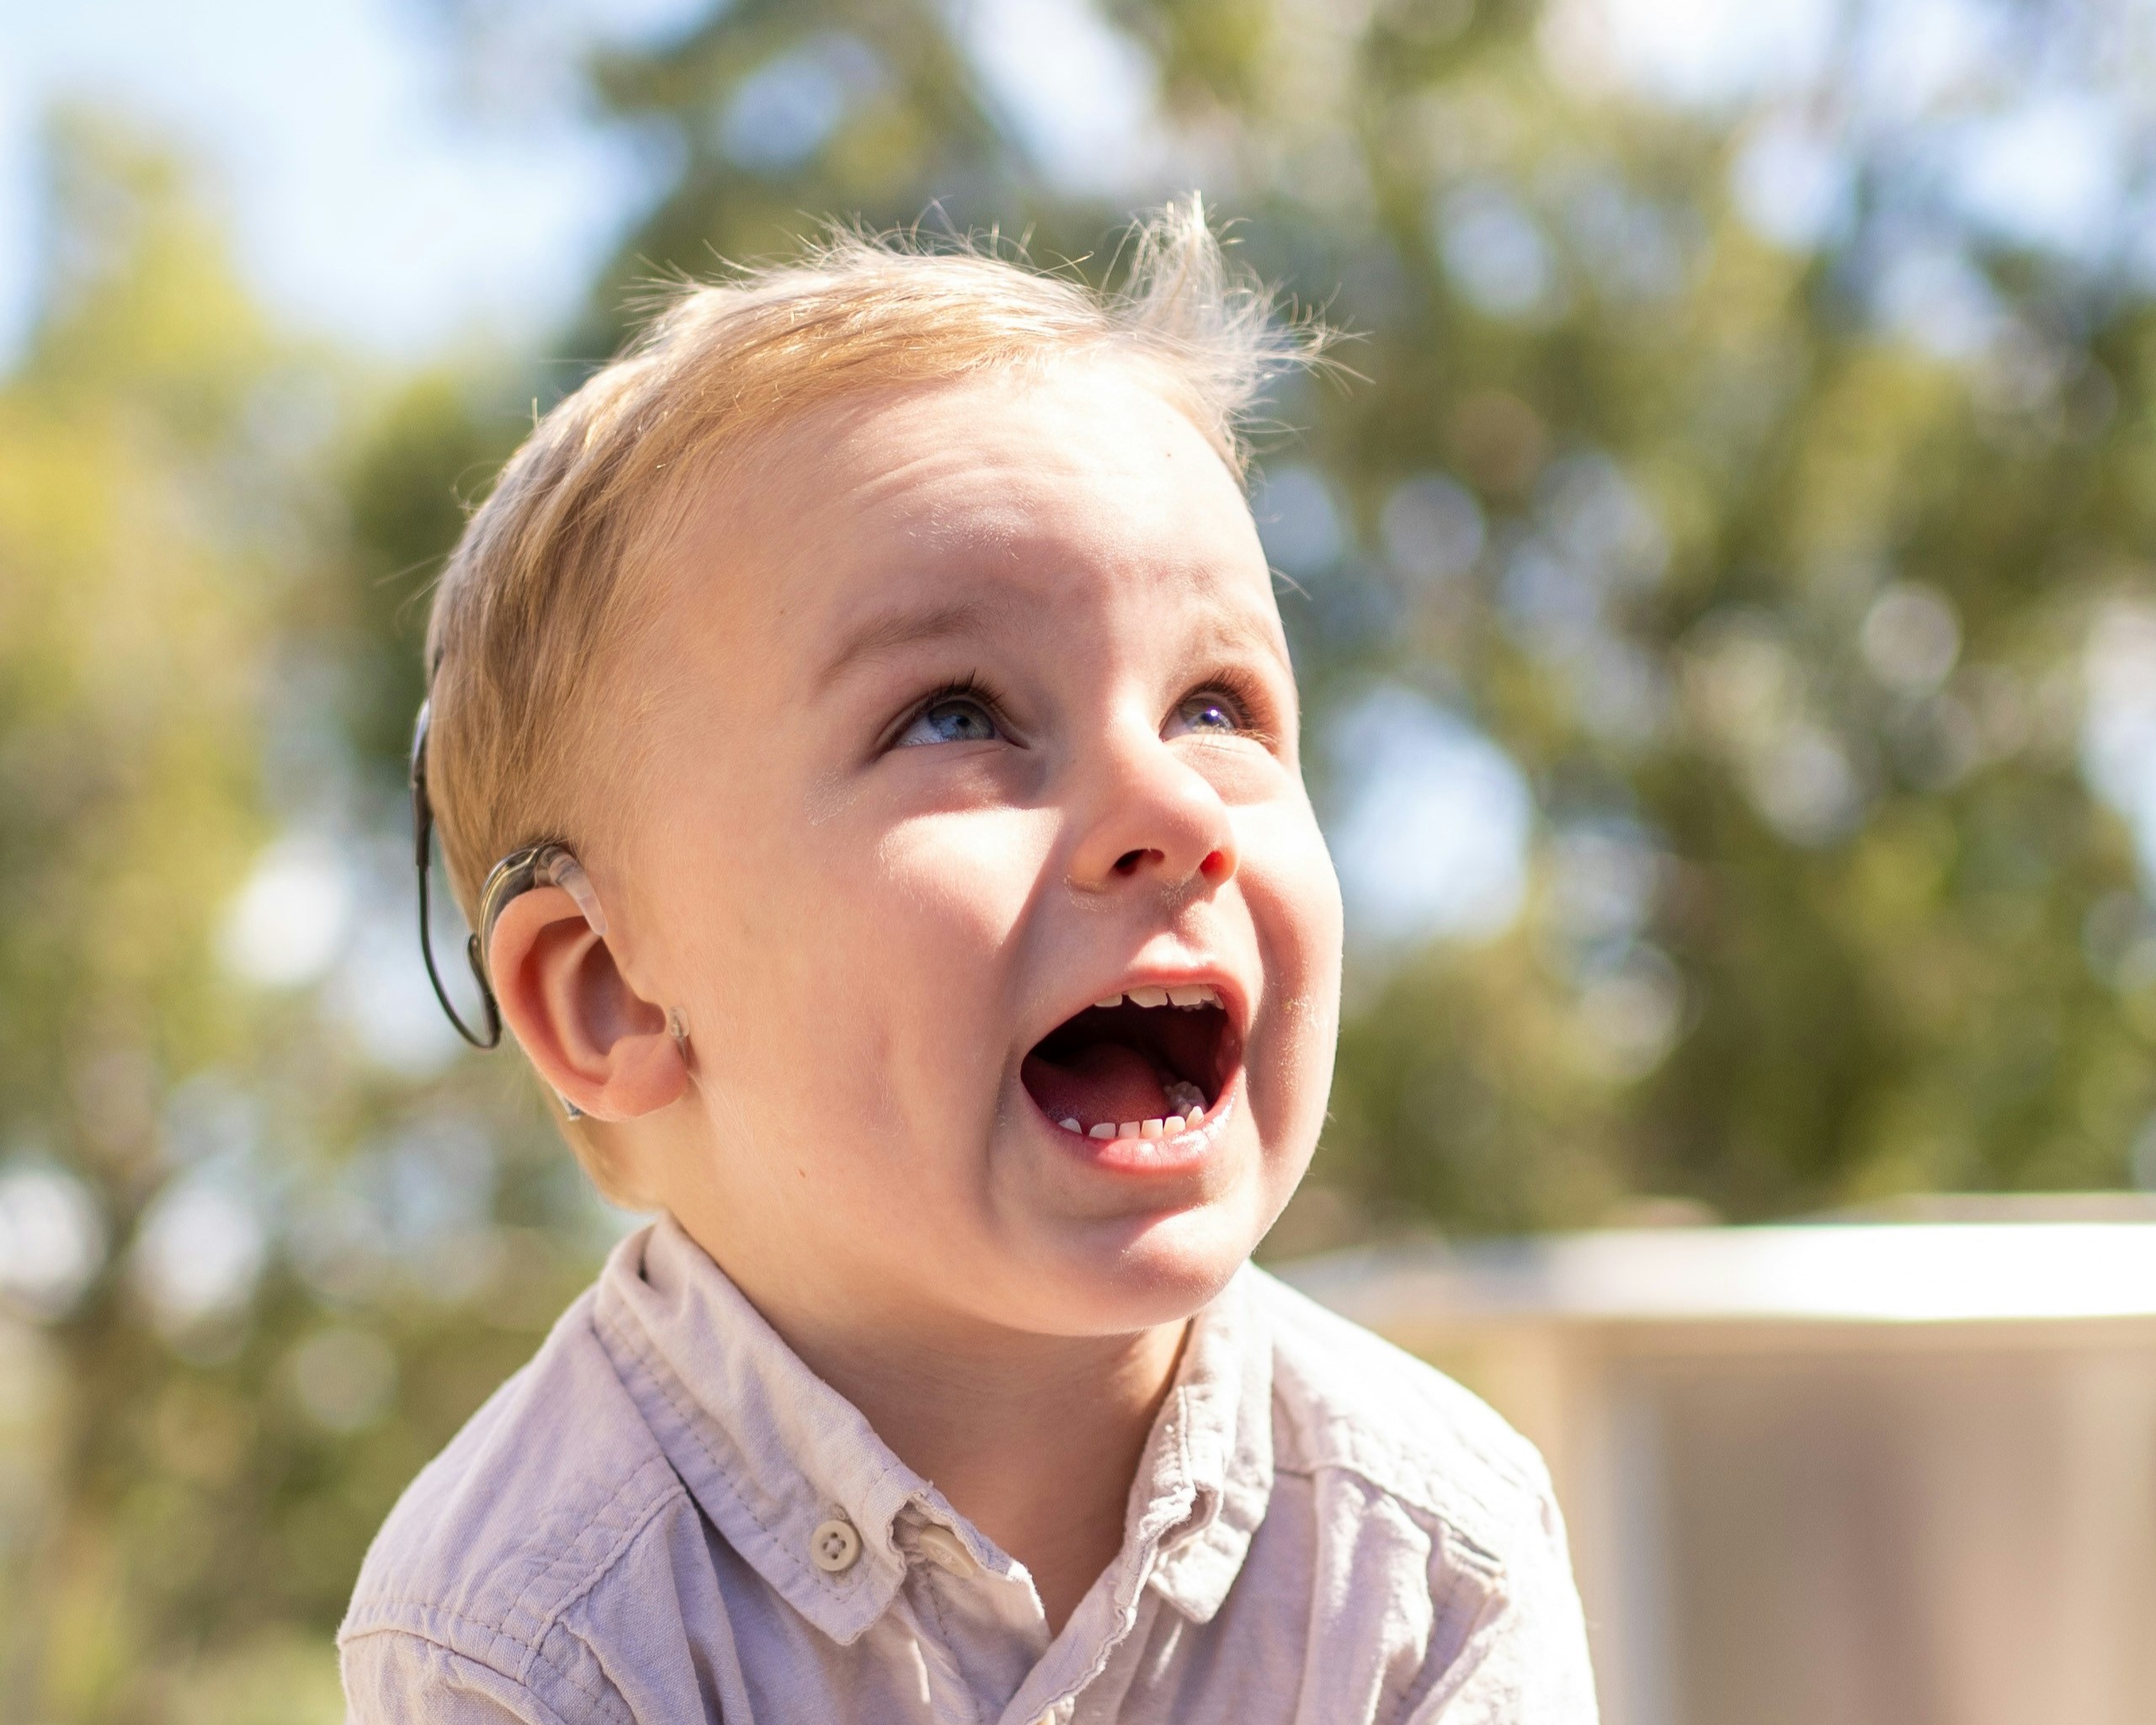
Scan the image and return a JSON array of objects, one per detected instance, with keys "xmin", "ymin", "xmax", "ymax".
[
  {"xmin": 913, "ymin": 1522, "xmax": 978, "ymax": 1578},
  {"xmin": 810, "ymin": 1517, "xmax": 861, "ymax": 1573}
]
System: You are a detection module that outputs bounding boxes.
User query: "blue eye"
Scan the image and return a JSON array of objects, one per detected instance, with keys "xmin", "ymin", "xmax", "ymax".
[
  {"xmin": 1170, "ymin": 694, "xmax": 1243, "ymax": 737},
  {"xmin": 897, "ymin": 696, "xmax": 1001, "ymax": 748}
]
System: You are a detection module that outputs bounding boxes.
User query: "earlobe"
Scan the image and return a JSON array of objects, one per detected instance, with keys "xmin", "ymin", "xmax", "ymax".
[
  {"xmin": 592, "ymin": 1021, "xmax": 691, "ymax": 1120},
  {"xmin": 487, "ymin": 885, "xmax": 689, "ymax": 1123}
]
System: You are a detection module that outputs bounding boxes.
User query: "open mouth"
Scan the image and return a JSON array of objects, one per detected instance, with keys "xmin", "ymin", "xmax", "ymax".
[{"xmin": 1019, "ymin": 984, "xmax": 1240, "ymax": 1142}]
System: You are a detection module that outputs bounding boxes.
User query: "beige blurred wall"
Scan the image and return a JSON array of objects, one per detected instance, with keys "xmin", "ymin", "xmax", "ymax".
[{"xmin": 1290, "ymin": 1224, "xmax": 2156, "ymax": 1725}]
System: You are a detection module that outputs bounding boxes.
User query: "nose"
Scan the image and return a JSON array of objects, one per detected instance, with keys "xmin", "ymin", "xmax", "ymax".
[{"xmin": 1067, "ymin": 722, "xmax": 1239, "ymax": 897}]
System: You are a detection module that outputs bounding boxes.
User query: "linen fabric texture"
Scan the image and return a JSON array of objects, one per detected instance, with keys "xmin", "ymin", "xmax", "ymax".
[{"xmin": 338, "ymin": 1217, "xmax": 1598, "ymax": 1724}]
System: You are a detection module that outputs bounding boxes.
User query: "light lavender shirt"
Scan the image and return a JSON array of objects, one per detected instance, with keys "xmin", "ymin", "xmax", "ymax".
[{"xmin": 339, "ymin": 1217, "xmax": 1596, "ymax": 1724}]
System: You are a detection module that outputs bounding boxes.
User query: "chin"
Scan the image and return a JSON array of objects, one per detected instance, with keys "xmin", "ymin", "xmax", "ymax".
[{"xmin": 1010, "ymin": 1193, "xmax": 1280, "ymax": 1337}]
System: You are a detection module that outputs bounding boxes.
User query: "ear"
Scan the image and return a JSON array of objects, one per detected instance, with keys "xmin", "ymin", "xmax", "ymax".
[{"xmin": 487, "ymin": 885, "xmax": 688, "ymax": 1122}]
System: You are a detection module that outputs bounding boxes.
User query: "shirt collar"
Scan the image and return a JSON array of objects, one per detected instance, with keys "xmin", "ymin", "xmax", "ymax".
[
  {"xmin": 1138, "ymin": 1263, "xmax": 1275, "ymax": 1624},
  {"xmin": 592, "ymin": 1217, "xmax": 1275, "ymax": 1649}
]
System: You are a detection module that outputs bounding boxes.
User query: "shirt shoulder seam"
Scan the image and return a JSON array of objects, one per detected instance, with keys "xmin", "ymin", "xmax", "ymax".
[
  {"xmin": 342, "ymin": 1625, "xmax": 592, "ymax": 1725},
  {"xmin": 341, "ymin": 1607, "xmax": 631, "ymax": 1723},
  {"xmin": 1270, "ymin": 1442, "xmax": 1527, "ymax": 1568},
  {"xmin": 345, "ymin": 1450, "xmax": 689, "ymax": 1706}
]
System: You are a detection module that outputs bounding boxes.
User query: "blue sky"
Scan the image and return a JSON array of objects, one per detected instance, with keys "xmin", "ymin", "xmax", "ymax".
[
  {"xmin": 0, "ymin": 0, "xmax": 1172, "ymax": 367},
  {"xmin": 0, "ymin": 0, "xmax": 702, "ymax": 363}
]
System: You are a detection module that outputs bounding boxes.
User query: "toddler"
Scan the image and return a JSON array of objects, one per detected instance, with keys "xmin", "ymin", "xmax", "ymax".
[{"xmin": 340, "ymin": 202, "xmax": 1597, "ymax": 1723}]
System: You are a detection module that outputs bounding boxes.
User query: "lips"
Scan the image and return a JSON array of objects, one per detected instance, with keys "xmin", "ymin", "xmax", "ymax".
[{"xmin": 1019, "ymin": 984, "xmax": 1239, "ymax": 1141}]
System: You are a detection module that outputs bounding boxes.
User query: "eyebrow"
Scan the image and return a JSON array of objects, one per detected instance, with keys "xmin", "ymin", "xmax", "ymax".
[
  {"xmin": 815, "ymin": 588, "xmax": 1293, "ymax": 690},
  {"xmin": 1190, "ymin": 607, "xmax": 1295, "ymax": 675},
  {"xmin": 817, "ymin": 598, "xmax": 1000, "ymax": 690}
]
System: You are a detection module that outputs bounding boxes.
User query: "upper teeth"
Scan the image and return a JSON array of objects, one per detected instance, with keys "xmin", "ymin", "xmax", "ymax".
[{"xmin": 1093, "ymin": 984, "xmax": 1222, "ymax": 1011}]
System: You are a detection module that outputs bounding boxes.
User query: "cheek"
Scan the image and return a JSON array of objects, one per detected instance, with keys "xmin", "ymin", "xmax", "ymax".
[
  {"xmin": 867, "ymin": 808, "xmax": 1050, "ymax": 973},
  {"xmin": 1239, "ymin": 805, "xmax": 1345, "ymax": 1126},
  {"xmin": 665, "ymin": 809, "xmax": 1059, "ymax": 1214},
  {"xmin": 820, "ymin": 809, "xmax": 1057, "ymax": 1093},
  {"xmin": 1244, "ymin": 797, "xmax": 1344, "ymax": 989}
]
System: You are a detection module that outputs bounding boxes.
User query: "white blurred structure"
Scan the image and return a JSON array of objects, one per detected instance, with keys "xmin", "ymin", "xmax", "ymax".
[{"xmin": 1286, "ymin": 1199, "xmax": 2156, "ymax": 1725}]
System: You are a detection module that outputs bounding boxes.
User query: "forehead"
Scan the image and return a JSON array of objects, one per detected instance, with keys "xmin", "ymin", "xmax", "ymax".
[{"xmin": 657, "ymin": 363, "xmax": 1286, "ymax": 674}]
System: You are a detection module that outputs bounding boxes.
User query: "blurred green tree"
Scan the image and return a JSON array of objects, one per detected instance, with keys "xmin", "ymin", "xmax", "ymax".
[
  {"xmin": 0, "ymin": 110, "xmax": 283, "ymax": 1720},
  {"xmin": 0, "ymin": 116, "xmax": 603, "ymax": 1722}
]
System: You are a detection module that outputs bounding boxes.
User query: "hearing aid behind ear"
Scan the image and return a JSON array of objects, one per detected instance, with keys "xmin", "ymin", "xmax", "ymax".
[{"xmin": 411, "ymin": 700, "xmax": 689, "ymax": 1094}]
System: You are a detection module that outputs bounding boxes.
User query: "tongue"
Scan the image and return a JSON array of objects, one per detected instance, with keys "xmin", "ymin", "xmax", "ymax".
[{"xmin": 1022, "ymin": 1041, "xmax": 1170, "ymax": 1128}]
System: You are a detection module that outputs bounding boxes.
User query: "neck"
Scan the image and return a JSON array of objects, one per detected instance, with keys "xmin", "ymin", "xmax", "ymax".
[
  {"xmin": 715, "ymin": 1257, "xmax": 1187, "ymax": 1635},
  {"xmin": 831, "ymin": 1321, "xmax": 1188, "ymax": 1631}
]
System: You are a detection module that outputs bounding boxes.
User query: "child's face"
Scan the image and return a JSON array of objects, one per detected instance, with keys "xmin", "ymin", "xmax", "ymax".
[{"xmin": 612, "ymin": 362, "xmax": 1342, "ymax": 1337}]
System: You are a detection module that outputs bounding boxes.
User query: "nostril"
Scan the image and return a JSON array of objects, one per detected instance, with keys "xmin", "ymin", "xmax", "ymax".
[
  {"xmin": 1114, "ymin": 848, "xmax": 1152, "ymax": 876},
  {"xmin": 1199, "ymin": 849, "xmax": 1231, "ymax": 882}
]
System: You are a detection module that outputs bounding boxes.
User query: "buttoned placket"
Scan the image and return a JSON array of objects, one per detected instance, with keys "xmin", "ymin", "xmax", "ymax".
[
  {"xmin": 878, "ymin": 1502, "xmax": 1043, "ymax": 1718},
  {"xmin": 904, "ymin": 1519, "xmax": 1177, "ymax": 1725}
]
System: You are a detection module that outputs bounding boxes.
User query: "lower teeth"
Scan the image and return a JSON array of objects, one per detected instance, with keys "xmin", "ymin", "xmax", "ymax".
[{"xmin": 1065, "ymin": 1106, "xmax": 1206, "ymax": 1139}]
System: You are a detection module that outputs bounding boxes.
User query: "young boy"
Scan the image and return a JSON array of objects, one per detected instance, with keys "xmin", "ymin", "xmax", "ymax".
[{"xmin": 341, "ymin": 203, "xmax": 1597, "ymax": 1723}]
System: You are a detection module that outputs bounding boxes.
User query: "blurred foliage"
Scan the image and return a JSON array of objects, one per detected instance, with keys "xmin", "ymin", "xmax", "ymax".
[
  {"xmin": 0, "ymin": 114, "xmax": 610, "ymax": 1721},
  {"xmin": 8, "ymin": 0, "xmax": 2156, "ymax": 1715}
]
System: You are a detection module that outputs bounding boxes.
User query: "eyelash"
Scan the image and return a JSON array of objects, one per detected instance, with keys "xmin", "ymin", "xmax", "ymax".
[
  {"xmin": 1207, "ymin": 663, "xmax": 1267, "ymax": 716},
  {"xmin": 883, "ymin": 668, "xmax": 1279, "ymax": 750},
  {"xmin": 885, "ymin": 673, "xmax": 1009, "ymax": 748},
  {"xmin": 1186, "ymin": 668, "xmax": 1275, "ymax": 746}
]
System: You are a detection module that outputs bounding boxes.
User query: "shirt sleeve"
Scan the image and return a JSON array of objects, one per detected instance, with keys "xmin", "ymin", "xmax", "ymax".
[
  {"xmin": 1408, "ymin": 1481, "xmax": 1601, "ymax": 1724},
  {"xmin": 340, "ymin": 1631, "xmax": 580, "ymax": 1725}
]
